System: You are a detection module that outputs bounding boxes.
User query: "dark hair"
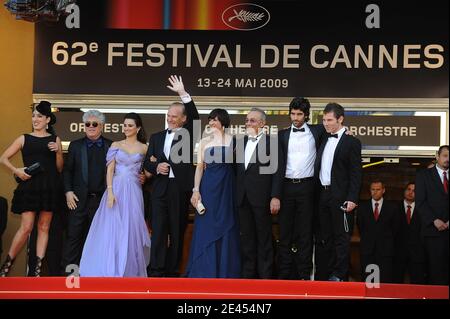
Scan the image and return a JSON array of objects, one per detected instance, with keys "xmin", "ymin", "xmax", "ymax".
[
  {"xmin": 35, "ymin": 100, "xmax": 56, "ymax": 135},
  {"xmin": 289, "ymin": 97, "xmax": 311, "ymax": 122},
  {"xmin": 323, "ymin": 103, "xmax": 345, "ymax": 120},
  {"xmin": 370, "ymin": 179, "xmax": 385, "ymax": 188},
  {"xmin": 404, "ymin": 182, "xmax": 415, "ymax": 191},
  {"xmin": 438, "ymin": 145, "xmax": 449, "ymax": 155},
  {"xmin": 208, "ymin": 108, "xmax": 230, "ymax": 128},
  {"xmin": 124, "ymin": 112, "xmax": 147, "ymax": 144}
]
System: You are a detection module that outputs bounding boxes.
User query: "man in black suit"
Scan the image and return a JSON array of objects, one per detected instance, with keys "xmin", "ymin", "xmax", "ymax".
[
  {"xmin": 356, "ymin": 180, "xmax": 399, "ymax": 283},
  {"xmin": 393, "ymin": 182, "xmax": 426, "ymax": 284},
  {"xmin": 61, "ymin": 110, "xmax": 113, "ymax": 275},
  {"xmin": 277, "ymin": 98, "xmax": 325, "ymax": 280},
  {"xmin": 314, "ymin": 103, "xmax": 362, "ymax": 282},
  {"xmin": 416, "ymin": 145, "xmax": 449, "ymax": 285},
  {"xmin": 235, "ymin": 108, "xmax": 282, "ymax": 279},
  {"xmin": 144, "ymin": 76, "xmax": 199, "ymax": 277}
]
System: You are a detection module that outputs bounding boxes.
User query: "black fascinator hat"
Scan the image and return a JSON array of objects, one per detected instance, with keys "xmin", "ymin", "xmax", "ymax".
[{"xmin": 35, "ymin": 101, "xmax": 56, "ymax": 126}]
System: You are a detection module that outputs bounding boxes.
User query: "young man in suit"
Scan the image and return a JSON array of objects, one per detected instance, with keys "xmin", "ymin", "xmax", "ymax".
[
  {"xmin": 235, "ymin": 108, "xmax": 282, "ymax": 279},
  {"xmin": 61, "ymin": 110, "xmax": 113, "ymax": 275},
  {"xmin": 143, "ymin": 75, "xmax": 199, "ymax": 277},
  {"xmin": 356, "ymin": 180, "xmax": 399, "ymax": 283},
  {"xmin": 314, "ymin": 103, "xmax": 362, "ymax": 282},
  {"xmin": 416, "ymin": 145, "xmax": 449, "ymax": 285},
  {"xmin": 393, "ymin": 182, "xmax": 426, "ymax": 284},
  {"xmin": 277, "ymin": 98, "xmax": 326, "ymax": 280}
]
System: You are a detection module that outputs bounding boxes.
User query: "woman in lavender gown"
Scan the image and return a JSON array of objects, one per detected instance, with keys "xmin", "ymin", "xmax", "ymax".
[{"xmin": 80, "ymin": 113, "xmax": 151, "ymax": 277}]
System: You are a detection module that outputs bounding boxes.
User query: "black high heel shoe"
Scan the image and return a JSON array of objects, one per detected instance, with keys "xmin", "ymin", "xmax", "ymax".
[
  {"xmin": 33, "ymin": 256, "xmax": 43, "ymax": 277},
  {"xmin": 0, "ymin": 255, "xmax": 15, "ymax": 277}
]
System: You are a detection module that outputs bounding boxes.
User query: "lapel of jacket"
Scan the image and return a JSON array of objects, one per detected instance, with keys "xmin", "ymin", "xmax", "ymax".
[
  {"xmin": 283, "ymin": 129, "xmax": 290, "ymax": 163},
  {"xmin": 308, "ymin": 124, "xmax": 320, "ymax": 148},
  {"xmin": 81, "ymin": 140, "xmax": 88, "ymax": 185},
  {"xmin": 332, "ymin": 130, "xmax": 347, "ymax": 168},
  {"xmin": 245, "ymin": 134, "xmax": 258, "ymax": 171},
  {"xmin": 430, "ymin": 167, "xmax": 446, "ymax": 194}
]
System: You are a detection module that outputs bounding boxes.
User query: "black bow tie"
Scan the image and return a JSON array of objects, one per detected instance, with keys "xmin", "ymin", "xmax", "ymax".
[
  {"xmin": 87, "ymin": 138, "xmax": 103, "ymax": 148},
  {"xmin": 328, "ymin": 133, "xmax": 339, "ymax": 139},
  {"xmin": 292, "ymin": 127, "xmax": 305, "ymax": 133}
]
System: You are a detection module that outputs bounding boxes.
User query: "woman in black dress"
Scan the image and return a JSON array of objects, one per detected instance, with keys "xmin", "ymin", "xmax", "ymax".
[{"xmin": 0, "ymin": 101, "xmax": 63, "ymax": 276}]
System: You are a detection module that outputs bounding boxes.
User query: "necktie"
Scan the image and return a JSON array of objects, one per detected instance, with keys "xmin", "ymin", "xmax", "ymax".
[
  {"xmin": 373, "ymin": 202, "xmax": 380, "ymax": 221},
  {"xmin": 292, "ymin": 127, "xmax": 305, "ymax": 133},
  {"xmin": 443, "ymin": 171, "xmax": 448, "ymax": 194},
  {"xmin": 87, "ymin": 138, "xmax": 103, "ymax": 148},
  {"xmin": 406, "ymin": 205, "xmax": 412, "ymax": 225},
  {"xmin": 328, "ymin": 133, "xmax": 338, "ymax": 138}
]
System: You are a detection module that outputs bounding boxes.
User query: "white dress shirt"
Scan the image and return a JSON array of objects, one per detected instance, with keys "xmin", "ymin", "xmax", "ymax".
[
  {"xmin": 285, "ymin": 124, "xmax": 316, "ymax": 179},
  {"xmin": 436, "ymin": 165, "xmax": 449, "ymax": 184},
  {"xmin": 403, "ymin": 200, "xmax": 415, "ymax": 218},
  {"xmin": 372, "ymin": 198, "xmax": 384, "ymax": 215},
  {"xmin": 319, "ymin": 127, "xmax": 346, "ymax": 186},
  {"xmin": 162, "ymin": 93, "xmax": 192, "ymax": 179},
  {"xmin": 163, "ymin": 129, "xmax": 176, "ymax": 178},
  {"xmin": 245, "ymin": 133, "xmax": 263, "ymax": 169}
]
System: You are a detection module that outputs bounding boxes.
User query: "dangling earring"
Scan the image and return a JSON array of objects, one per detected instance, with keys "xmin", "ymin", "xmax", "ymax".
[{"xmin": 46, "ymin": 124, "xmax": 49, "ymax": 130}]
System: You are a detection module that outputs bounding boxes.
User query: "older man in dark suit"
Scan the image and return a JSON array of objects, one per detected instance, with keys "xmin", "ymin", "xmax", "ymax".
[
  {"xmin": 61, "ymin": 110, "xmax": 113, "ymax": 275},
  {"xmin": 235, "ymin": 108, "xmax": 282, "ymax": 279},
  {"xmin": 144, "ymin": 76, "xmax": 199, "ymax": 277}
]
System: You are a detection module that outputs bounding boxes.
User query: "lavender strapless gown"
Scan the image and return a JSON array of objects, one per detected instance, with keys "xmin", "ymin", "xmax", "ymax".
[{"xmin": 80, "ymin": 147, "xmax": 151, "ymax": 277}]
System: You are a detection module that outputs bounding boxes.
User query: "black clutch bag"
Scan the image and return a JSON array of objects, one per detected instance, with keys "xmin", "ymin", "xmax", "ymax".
[{"xmin": 14, "ymin": 162, "xmax": 43, "ymax": 183}]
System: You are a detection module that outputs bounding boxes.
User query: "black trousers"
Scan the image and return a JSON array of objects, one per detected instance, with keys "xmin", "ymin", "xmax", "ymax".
[
  {"xmin": 149, "ymin": 179, "xmax": 189, "ymax": 277},
  {"xmin": 238, "ymin": 195, "xmax": 274, "ymax": 279},
  {"xmin": 277, "ymin": 179, "xmax": 314, "ymax": 279},
  {"xmin": 316, "ymin": 188, "xmax": 351, "ymax": 280},
  {"xmin": 393, "ymin": 254, "xmax": 426, "ymax": 284},
  {"xmin": 425, "ymin": 230, "xmax": 449, "ymax": 285},
  {"xmin": 61, "ymin": 195, "xmax": 101, "ymax": 275},
  {"xmin": 360, "ymin": 252, "xmax": 394, "ymax": 283}
]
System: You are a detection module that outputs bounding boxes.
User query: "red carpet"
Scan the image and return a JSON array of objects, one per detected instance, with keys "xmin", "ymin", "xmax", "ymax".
[{"xmin": 0, "ymin": 278, "xmax": 447, "ymax": 299}]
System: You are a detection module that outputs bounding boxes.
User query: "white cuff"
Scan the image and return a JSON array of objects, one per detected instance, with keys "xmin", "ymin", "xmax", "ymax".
[{"xmin": 180, "ymin": 94, "xmax": 192, "ymax": 104}]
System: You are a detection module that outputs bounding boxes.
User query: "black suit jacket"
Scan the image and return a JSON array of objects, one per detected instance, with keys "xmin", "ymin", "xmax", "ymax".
[
  {"xmin": 63, "ymin": 136, "xmax": 113, "ymax": 212},
  {"xmin": 357, "ymin": 200, "xmax": 400, "ymax": 257},
  {"xmin": 235, "ymin": 134, "xmax": 283, "ymax": 207},
  {"xmin": 416, "ymin": 167, "xmax": 449, "ymax": 237},
  {"xmin": 144, "ymin": 100, "xmax": 199, "ymax": 196},
  {"xmin": 278, "ymin": 124, "xmax": 325, "ymax": 179},
  {"xmin": 395, "ymin": 202, "xmax": 425, "ymax": 262},
  {"xmin": 314, "ymin": 132, "xmax": 362, "ymax": 204}
]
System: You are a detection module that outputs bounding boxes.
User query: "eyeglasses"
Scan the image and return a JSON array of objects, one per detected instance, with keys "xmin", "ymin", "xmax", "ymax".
[{"xmin": 85, "ymin": 122, "xmax": 99, "ymax": 128}]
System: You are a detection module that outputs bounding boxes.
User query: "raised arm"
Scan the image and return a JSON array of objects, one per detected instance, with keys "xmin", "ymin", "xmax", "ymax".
[{"xmin": 167, "ymin": 75, "xmax": 200, "ymax": 124}]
